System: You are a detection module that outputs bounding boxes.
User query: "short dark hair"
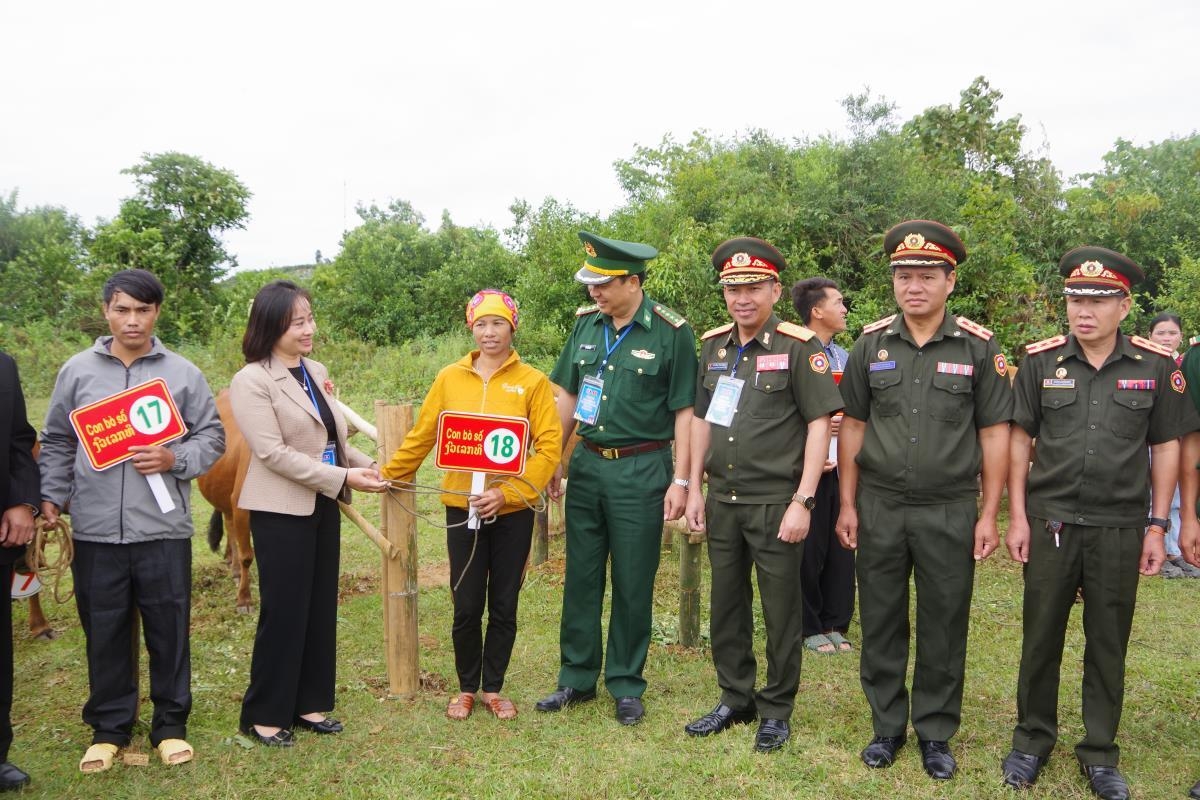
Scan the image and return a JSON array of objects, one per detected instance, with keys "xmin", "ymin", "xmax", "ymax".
[
  {"xmin": 242, "ymin": 280, "xmax": 312, "ymax": 363},
  {"xmin": 1148, "ymin": 312, "xmax": 1182, "ymax": 335},
  {"xmin": 791, "ymin": 277, "xmax": 839, "ymax": 325},
  {"xmin": 619, "ymin": 272, "xmax": 646, "ymax": 288},
  {"xmin": 103, "ymin": 269, "xmax": 164, "ymax": 306}
]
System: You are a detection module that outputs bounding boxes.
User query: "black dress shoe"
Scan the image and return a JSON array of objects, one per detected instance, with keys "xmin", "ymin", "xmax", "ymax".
[
  {"xmin": 919, "ymin": 740, "xmax": 957, "ymax": 780},
  {"xmin": 239, "ymin": 724, "xmax": 295, "ymax": 747},
  {"xmin": 861, "ymin": 735, "xmax": 906, "ymax": 768},
  {"xmin": 1081, "ymin": 764, "xmax": 1130, "ymax": 800},
  {"xmin": 294, "ymin": 716, "xmax": 344, "ymax": 734},
  {"xmin": 615, "ymin": 696, "xmax": 644, "ymax": 726},
  {"xmin": 535, "ymin": 686, "xmax": 596, "ymax": 713},
  {"xmin": 1001, "ymin": 749, "xmax": 1046, "ymax": 789},
  {"xmin": 0, "ymin": 763, "xmax": 29, "ymax": 792},
  {"xmin": 1188, "ymin": 777, "xmax": 1200, "ymax": 800},
  {"xmin": 684, "ymin": 702, "xmax": 757, "ymax": 737},
  {"xmin": 753, "ymin": 719, "xmax": 790, "ymax": 753}
]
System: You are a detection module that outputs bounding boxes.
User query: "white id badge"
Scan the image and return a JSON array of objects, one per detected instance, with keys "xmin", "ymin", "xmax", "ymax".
[
  {"xmin": 704, "ymin": 376, "xmax": 744, "ymax": 427},
  {"xmin": 574, "ymin": 375, "xmax": 604, "ymax": 424}
]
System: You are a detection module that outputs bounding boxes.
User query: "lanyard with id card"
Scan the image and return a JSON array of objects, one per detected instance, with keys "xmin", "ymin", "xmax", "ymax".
[
  {"xmin": 704, "ymin": 341, "xmax": 751, "ymax": 427},
  {"xmin": 573, "ymin": 324, "xmax": 632, "ymax": 425},
  {"xmin": 321, "ymin": 441, "xmax": 337, "ymax": 466}
]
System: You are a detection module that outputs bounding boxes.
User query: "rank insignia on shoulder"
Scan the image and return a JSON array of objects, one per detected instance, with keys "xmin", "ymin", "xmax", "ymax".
[
  {"xmin": 955, "ymin": 316, "xmax": 994, "ymax": 340},
  {"xmin": 861, "ymin": 314, "xmax": 897, "ymax": 334},
  {"xmin": 701, "ymin": 322, "xmax": 734, "ymax": 341},
  {"xmin": 576, "ymin": 304, "xmax": 600, "ymax": 317},
  {"xmin": 1131, "ymin": 335, "xmax": 1174, "ymax": 357},
  {"xmin": 652, "ymin": 304, "xmax": 687, "ymax": 328},
  {"xmin": 1190, "ymin": 335, "xmax": 1200, "ymax": 348},
  {"xmin": 1172, "ymin": 370, "xmax": 1187, "ymax": 393},
  {"xmin": 776, "ymin": 321, "xmax": 814, "ymax": 341},
  {"xmin": 1025, "ymin": 335, "xmax": 1068, "ymax": 354}
]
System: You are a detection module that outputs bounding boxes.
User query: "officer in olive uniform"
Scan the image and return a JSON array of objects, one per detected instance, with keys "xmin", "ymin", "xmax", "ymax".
[
  {"xmin": 1180, "ymin": 338, "xmax": 1200, "ymax": 800},
  {"xmin": 682, "ymin": 238, "xmax": 841, "ymax": 753},
  {"xmin": 1002, "ymin": 247, "xmax": 1200, "ymax": 800},
  {"xmin": 536, "ymin": 231, "xmax": 698, "ymax": 726},
  {"xmin": 836, "ymin": 220, "xmax": 1013, "ymax": 780}
]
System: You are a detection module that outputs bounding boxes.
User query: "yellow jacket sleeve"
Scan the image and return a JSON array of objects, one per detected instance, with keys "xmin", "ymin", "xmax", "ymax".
[{"xmin": 380, "ymin": 373, "xmax": 445, "ymax": 484}]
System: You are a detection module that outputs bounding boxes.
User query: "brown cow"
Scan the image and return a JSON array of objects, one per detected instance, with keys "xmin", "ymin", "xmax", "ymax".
[{"xmin": 198, "ymin": 389, "xmax": 255, "ymax": 613}]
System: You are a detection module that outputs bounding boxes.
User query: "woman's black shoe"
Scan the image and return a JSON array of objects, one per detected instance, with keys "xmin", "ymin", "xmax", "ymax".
[
  {"xmin": 294, "ymin": 716, "xmax": 343, "ymax": 734},
  {"xmin": 240, "ymin": 724, "xmax": 295, "ymax": 747}
]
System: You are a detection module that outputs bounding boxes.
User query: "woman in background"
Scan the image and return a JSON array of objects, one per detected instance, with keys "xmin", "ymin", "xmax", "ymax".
[
  {"xmin": 382, "ymin": 290, "xmax": 560, "ymax": 721},
  {"xmin": 1147, "ymin": 312, "xmax": 1196, "ymax": 577}
]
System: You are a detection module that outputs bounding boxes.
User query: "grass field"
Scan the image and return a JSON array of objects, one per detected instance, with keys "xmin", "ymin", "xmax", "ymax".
[{"xmin": 8, "ymin": 345, "xmax": 1200, "ymax": 799}]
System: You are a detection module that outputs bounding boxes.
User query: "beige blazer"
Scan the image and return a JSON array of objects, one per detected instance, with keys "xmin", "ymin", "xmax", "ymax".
[{"xmin": 230, "ymin": 357, "xmax": 374, "ymax": 515}]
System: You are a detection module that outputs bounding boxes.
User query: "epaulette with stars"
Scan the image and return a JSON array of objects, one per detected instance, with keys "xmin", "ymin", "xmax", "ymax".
[
  {"xmin": 1131, "ymin": 335, "xmax": 1174, "ymax": 358},
  {"xmin": 575, "ymin": 304, "xmax": 600, "ymax": 317},
  {"xmin": 861, "ymin": 314, "xmax": 896, "ymax": 334},
  {"xmin": 652, "ymin": 303, "xmax": 687, "ymax": 328},
  {"xmin": 955, "ymin": 316, "xmax": 993, "ymax": 340},
  {"xmin": 1025, "ymin": 334, "xmax": 1067, "ymax": 354},
  {"xmin": 1190, "ymin": 335, "xmax": 1200, "ymax": 348},
  {"xmin": 776, "ymin": 321, "xmax": 815, "ymax": 342},
  {"xmin": 701, "ymin": 322, "xmax": 734, "ymax": 341}
]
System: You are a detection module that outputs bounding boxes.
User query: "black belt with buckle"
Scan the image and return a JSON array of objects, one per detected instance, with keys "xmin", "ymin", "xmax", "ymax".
[{"xmin": 581, "ymin": 439, "xmax": 671, "ymax": 460}]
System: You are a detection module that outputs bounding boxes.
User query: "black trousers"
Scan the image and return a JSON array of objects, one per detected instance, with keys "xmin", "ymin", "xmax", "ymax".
[
  {"xmin": 241, "ymin": 494, "xmax": 341, "ymax": 729},
  {"xmin": 0, "ymin": 563, "xmax": 12, "ymax": 762},
  {"xmin": 800, "ymin": 470, "xmax": 856, "ymax": 637},
  {"xmin": 446, "ymin": 507, "xmax": 533, "ymax": 693},
  {"xmin": 72, "ymin": 538, "xmax": 192, "ymax": 747}
]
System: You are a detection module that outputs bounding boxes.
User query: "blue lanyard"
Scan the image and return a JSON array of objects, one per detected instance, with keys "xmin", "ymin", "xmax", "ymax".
[
  {"xmin": 597, "ymin": 324, "xmax": 634, "ymax": 377},
  {"xmin": 729, "ymin": 341, "xmax": 753, "ymax": 380},
  {"xmin": 298, "ymin": 363, "xmax": 321, "ymax": 412}
]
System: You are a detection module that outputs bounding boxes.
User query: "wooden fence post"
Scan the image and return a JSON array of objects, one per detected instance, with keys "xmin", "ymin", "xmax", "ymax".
[
  {"xmin": 530, "ymin": 508, "xmax": 549, "ymax": 566},
  {"xmin": 678, "ymin": 531, "xmax": 704, "ymax": 648},
  {"xmin": 377, "ymin": 401, "xmax": 419, "ymax": 696}
]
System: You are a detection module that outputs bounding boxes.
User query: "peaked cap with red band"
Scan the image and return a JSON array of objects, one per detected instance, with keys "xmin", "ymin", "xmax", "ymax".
[
  {"xmin": 1058, "ymin": 245, "xmax": 1143, "ymax": 297},
  {"xmin": 884, "ymin": 219, "xmax": 967, "ymax": 269},
  {"xmin": 711, "ymin": 237, "xmax": 788, "ymax": 285}
]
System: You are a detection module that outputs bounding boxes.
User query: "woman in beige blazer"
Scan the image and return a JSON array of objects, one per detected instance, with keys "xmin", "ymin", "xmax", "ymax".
[{"xmin": 230, "ymin": 280, "xmax": 387, "ymax": 747}]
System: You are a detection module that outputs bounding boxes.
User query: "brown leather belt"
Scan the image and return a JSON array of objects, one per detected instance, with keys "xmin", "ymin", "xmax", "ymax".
[{"xmin": 581, "ymin": 439, "xmax": 671, "ymax": 460}]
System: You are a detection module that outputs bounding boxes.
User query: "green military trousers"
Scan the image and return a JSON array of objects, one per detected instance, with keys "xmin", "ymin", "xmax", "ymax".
[
  {"xmin": 1012, "ymin": 517, "xmax": 1141, "ymax": 767},
  {"xmin": 705, "ymin": 498, "xmax": 805, "ymax": 719},
  {"xmin": 557, "ymin": 445, "xmax": 671, "ymax": 698},
  {"xmin": 856, "ymin": 486, "xmax": 977, "ymax": 741}
]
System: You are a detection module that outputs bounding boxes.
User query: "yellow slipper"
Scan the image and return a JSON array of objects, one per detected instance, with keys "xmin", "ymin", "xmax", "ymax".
[
  {"xmin": 156, "ymin": 738, "xmax": 194, "ymax": 766},
  {"xmin": 79, "ymin": 742, "xmax": 119, "ymax": 773}
]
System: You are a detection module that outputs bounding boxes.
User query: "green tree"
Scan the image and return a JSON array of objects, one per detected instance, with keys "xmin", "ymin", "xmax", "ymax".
[{"xmin": 0, "ymin": 191, "xmax": 90, "ymax": 327}]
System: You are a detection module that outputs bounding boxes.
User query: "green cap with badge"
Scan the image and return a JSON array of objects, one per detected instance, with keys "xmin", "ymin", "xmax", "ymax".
[{"xmin": 575, "ymin": 231, "xmax": 658, "ymax": 285}]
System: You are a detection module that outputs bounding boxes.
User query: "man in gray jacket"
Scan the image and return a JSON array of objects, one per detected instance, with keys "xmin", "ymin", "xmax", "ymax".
[{"xmin": 39, "ymin": 269, "xmax": 224, "ymax": 772}]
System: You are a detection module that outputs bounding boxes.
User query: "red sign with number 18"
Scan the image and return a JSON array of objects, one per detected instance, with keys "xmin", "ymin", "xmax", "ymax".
[
  {"xmin": 434, "ymin": 411, "xmax": 530, "ymax": 476},
  {"xmin": 69, "ymin": 378, "xmax": 188, "ymax": 471}
]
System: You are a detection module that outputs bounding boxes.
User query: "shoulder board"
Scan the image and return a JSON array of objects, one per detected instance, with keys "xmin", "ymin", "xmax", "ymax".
[
  {"xmin": 652, "ymin": 303, "xmax": 687, "ymax": 328},
  {"xmin": 575, "ymin": 304, "xmax": 600, "ymax": 317},
  {"xmin": 1189, "ymin": 335, "xmax": 1200, "ymax": 348},
  {"xmin": 1131, "ymin": 335, "xmax": 1173, "ymax": 357},
  {"xmin": 1024, "ymin": 334, "xmax": 1068, "ymax": 355},
  {"xmin": 955, "ymin": 316, "xmax": 994, "ymax": 340},
  {"xmin": 776, "ymin": 321, "xmax": 814, "ymax": 342},
  {"xmin": 701, "ymin": 322, "xmax": 734, "ymax": 341},
  {"xmin": 861, "ymin": 314, "xmax": 897, "ymax": 334}
]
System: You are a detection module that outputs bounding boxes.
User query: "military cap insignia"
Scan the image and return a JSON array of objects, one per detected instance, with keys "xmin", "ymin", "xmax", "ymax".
[
  {"xmin": 1131, "ymin": 335, "xmax": 1173, "ymax": 357},
  {"xmin": 994, "ymin": 354, "xmax": 1008, "ymax": 376},
  {"xmin": 1172, "ymin": 370, "xmax": 1187, "ymax": 393},
  {"xmin": 862, "ymin": 314, "xmax": 897, "ymax": 334},
  {"xmin": 731, "ymin": 252, "xmax": 751, "ymax": 267},
  {"xmin": 702, "ymin": 323, "xmax": 734, "ymax": 341},
  {"xmin": 1079, "ymin": 260, "xmax": 1104, "ymax": 277},
  {"xmin": 652, "ymin": 304, "xmax": 687, "ymax": 328},
  {"xmin": 1025, "ymin": 335, "xmax": 1068, "ymax": 354},
  {"xmin": 776, "ymin": 321, "xmax": 814, "ymax": 341},
  {"xmin": 584, "ymin": 242, "xmax": 598, "ymax": 258},
  {"xmin": 809, "ymin": 352, "xmax": 829, "ymax": 374},
  {"xmin": 904, "ymin": 233, "xmax": 926, "ymax": 250},
  {"xmin": 956, "ymin": 316, "xmax": 994, "ymax": 340}
]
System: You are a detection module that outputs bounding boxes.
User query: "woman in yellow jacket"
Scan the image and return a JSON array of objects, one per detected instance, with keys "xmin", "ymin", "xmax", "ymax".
[{"xmin": 382, "ymin": 290, "xmax": 560, "ymax": 721}]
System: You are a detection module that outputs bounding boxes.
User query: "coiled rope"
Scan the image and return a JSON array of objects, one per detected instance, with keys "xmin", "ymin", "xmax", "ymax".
[{"xmin": 30, "ymin": 516, "xmax": 75, "ymax": 604}]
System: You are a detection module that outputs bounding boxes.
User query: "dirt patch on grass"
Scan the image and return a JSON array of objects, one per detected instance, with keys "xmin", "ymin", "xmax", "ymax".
[
  {"xmin": 418, "ymin": 562, "xmax": 450, "ymax": 588},
  {"xmin": 338, "ymin": 569, "xmax": 380, "ymax": 600}
]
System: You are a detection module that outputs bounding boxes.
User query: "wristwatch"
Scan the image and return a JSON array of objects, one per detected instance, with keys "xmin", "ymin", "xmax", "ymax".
[
  {"xmin": 791, "ymin": 492, "xmax": 816, "ymax": 511},
  {"xmin": 1147, "ymin": 517, "xmax": 1171, "ymax": 533},
  {"xmin": 672, "ymin": 478, "xmax": 690, "ymax": 489}
]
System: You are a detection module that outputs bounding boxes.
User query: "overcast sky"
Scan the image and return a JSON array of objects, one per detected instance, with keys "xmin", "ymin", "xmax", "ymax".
[{"xmin": 3, "ymin": 0, "xmax": 1197, "ymax": 271}]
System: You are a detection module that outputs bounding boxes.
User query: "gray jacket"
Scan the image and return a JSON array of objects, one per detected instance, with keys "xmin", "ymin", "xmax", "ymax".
[{"xmin": 38, "ymin": 337, "xmax": 225, "ymax": 543}]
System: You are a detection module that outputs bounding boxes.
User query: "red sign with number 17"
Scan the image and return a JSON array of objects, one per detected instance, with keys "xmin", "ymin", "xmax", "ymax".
[{"xmin": 69, "ymin": 378, "xmax": 188, "ymax": 471}]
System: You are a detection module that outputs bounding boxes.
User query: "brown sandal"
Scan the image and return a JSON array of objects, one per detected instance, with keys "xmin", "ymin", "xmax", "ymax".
[
  {"xmin": 446, "ymin": 692, "xmax": 475, "ymax": 720},
  {"xmin": 482, "ymin": 695, "xmax": 517, "ymax": 721}
]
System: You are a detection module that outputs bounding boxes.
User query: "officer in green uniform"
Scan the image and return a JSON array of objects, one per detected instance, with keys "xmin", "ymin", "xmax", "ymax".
[
  {"xmin": 682, "ymin": 238, "xmax": 841, "ymax": 753},
  {"xmin": 1180, "ymin": 338, "xmax": 1200, "ymax": 800},
  {"xmin": 836, "ymin": 220, "xmax": 1013, "ymax": 780},
  {"xmin": 1002, "ymin": 247, "xmax": 1200, "ymax": 800},
  {"xmin": 535, "ymin": 231, "xmax": 697, "ymax": 726}
]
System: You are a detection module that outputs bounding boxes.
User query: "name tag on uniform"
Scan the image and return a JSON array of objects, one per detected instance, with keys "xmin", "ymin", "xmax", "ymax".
[
  {"xmin": 707, "ymin": 362, "xmax": 729, "ymax": 372},
  {"xmin": 936, "ymin": 362, "xmax": 974, "ymax": 376},
  {"xmin": 1042, "ymin": 379, "xmax": 1075, "ymax": 389},
  {"xmin": 705, "ymin": 376, "xmax": 744, "ymax": 427},
  {"xmin": 321, "ymin": 442, "xmax": 337, "ymax": 466},
  {"xmin": 1116, "ymin": 379, "xmax": 1155, "ymax": 390},
  {"xmin": 574, "ymin": 375, "xmax": 604, "ymax": 425},
  {"xmin": 869, "ymin": 360, "xmax": 896, "ymax": 372},
  {"xmin": 756, "ymin": 353, "xmax": 789, "ymax": 372}
]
